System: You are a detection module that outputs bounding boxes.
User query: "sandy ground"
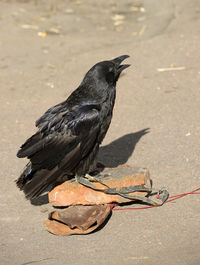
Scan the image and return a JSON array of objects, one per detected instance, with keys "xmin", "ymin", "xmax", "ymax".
[{"xmin": 0, "ymin": 0, "xmax": 200, "ymax": 264}]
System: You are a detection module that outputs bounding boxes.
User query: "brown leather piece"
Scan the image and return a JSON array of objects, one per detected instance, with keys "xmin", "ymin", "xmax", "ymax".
[
  {"xmin": 45, "ymin": 204, "xmax": 111, "ymax": 236},
  {"xmin": 45, "ymin": 167, "xmax": 153, "ymax": 236},
  {"xmin": 49, "ymin": 167, "xmax": 150, "ymax": 206}
]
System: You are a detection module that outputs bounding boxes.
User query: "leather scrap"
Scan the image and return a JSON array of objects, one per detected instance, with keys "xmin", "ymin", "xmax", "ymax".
[
  {"xmin": 45, "ymin": 166, "xmax": 169, "ymax": 236},
  {"xmin": 45, "ymin": 204, "xmax": 111, "ymax": 236},
  {"xmin": 49, "ymin": 167, "xmax": 151, "ymax": 207}
]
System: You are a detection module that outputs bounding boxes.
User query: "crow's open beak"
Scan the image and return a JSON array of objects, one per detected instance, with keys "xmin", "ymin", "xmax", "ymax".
[
  {"xmin": 112, "ymin": 55, "xmax": 130, "ymax": 73},
  {"xmin": 117, "ymin": 63, "xmax": 131, "ymax": 73}
]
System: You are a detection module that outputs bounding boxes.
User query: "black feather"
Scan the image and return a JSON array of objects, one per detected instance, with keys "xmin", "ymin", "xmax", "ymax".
[
  {"xmin": 16, "ymin": 162, "xmax": 34, "ymax": 189},
  {"xmin": 16, "ymin": 55, "xmax": 130, "ymax": 199}
]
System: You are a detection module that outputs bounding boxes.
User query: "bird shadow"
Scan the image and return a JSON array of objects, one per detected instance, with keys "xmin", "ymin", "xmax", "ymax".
[
  {"xmin": 30, "ymin": 128, "xmax": 149, "ymax": 206},
  {"xmin": 98, "ymin": 128, "xmax": 150, "ymax": 168}
]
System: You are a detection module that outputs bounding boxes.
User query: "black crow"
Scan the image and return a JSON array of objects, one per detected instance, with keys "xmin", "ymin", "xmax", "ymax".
[{"xmin": 16, "ymin": 55, "xmax": 130, "ymax": 199}]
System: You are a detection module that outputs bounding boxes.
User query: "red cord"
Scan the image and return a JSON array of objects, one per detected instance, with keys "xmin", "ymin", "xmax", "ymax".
[{"xmin": 111, "ymin": 187, "xmax": 200, "ymax": 211}]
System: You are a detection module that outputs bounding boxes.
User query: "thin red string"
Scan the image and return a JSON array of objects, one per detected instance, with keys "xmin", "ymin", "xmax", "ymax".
[{"xmin": 111, "ymin": 187, "xmax": 200, "ymax": 211}]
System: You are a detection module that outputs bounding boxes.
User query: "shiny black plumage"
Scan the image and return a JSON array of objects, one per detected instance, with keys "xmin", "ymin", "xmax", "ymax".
[{"xmin": 16, "ymin": 55, "xmax": 130, "ymax": 199}]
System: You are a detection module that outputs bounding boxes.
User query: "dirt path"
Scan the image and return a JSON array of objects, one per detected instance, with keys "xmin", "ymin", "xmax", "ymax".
[{"xmin": 1, "ymin": 1, "xmax": 200, "ymax": 264}]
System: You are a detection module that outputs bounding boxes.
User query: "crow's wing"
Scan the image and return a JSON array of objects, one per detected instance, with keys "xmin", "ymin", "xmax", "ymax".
[
  {"xmin": 17, "ymin": 103, "xmax": 101, "ymax": 171},
  {"xmin": 16, "ymin": 103, "xmax": 102, "ymax": 198}
]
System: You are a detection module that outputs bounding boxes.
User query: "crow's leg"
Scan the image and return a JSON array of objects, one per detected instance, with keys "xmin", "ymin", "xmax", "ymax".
[{"xmin": 89, "ymin": 160, "xmax": 105, "ymax": 176}]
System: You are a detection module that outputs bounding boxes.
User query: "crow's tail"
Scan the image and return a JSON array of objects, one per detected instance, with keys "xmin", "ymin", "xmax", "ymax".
[
  {"xmin": 16, "ymin": 164, "xmax": 61, "ymax": 199},
  {"xmin": 16, "ymin": 162, "xmax": 34, "ymax": 190}
]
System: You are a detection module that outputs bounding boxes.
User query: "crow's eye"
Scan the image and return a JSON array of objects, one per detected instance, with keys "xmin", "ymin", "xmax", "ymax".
[{"xmin": 106, "ymin": 71, "xmax": 115, "ymax": 83}]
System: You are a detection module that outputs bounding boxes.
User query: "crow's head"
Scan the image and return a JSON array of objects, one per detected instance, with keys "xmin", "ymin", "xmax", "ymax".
[{"xmin": 84, "ymin": 55, "xmax": 130, "ymax": 85}]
